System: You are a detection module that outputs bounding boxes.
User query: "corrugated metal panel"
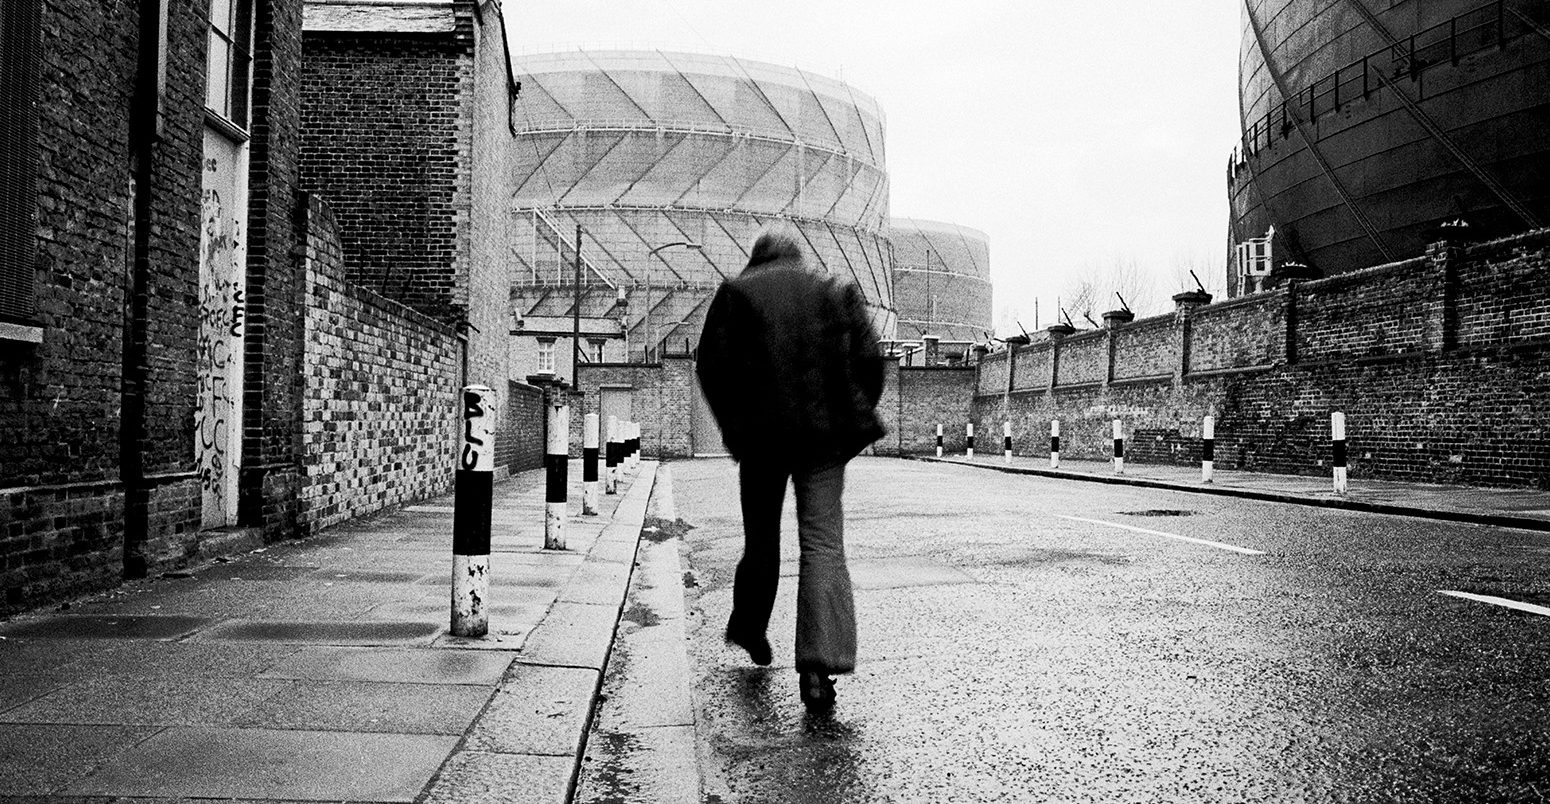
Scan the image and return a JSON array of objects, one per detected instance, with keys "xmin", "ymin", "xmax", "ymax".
[{"xmin": 0, "ymin": 0, "xmax": 43, "ymax": 323}]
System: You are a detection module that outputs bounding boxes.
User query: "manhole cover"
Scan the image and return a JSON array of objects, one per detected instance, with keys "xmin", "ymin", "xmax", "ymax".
[{"xmin": 1118, "ymin": 509, "xmax": 1197, "ymax": 517}]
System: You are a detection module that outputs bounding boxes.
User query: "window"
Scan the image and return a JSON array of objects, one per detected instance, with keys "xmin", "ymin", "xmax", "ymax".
[
  {"xmin": 536, "ymin": 338, "xmax": 555, "ymax": 373},
  {"xmin": 589, "ymin": 339, "xmax": 605, "ymax": 363},
  {"xmin": 0, "ymin": 0, "xmax": 43, "ymax": 326},
  {"xmin": 205, "ymin": 0, "xmax": 254, "ymax": 129}
]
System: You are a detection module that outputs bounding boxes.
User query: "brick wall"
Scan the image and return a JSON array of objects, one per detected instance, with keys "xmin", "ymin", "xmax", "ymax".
[
  {"xmin": 300, "ymin": 31, "xmax": 465, "ymax": 322},
  {"xmin": 572, "ymin": 357, "xmax": 697, "ymax": 458},
  {"xmin": 876, "ymin": 365, "xmax": 976, "ymax": 456},
  {"xmin": 503, "ymin": 380, "xmax": 545, "ymax": 472},
  {"xmin": 298, "ymin": 195, "xmax": 460, "ymax": 534},
  {"xmin": 1187, "ymin": 294, "xmax": 1283, "ymax": 372},
  {"xmin": 969, "ymin": 229, "xmax": 1550, "ymax": 488},
  {"xmin": 241, "ymin": 0, "xmax": 308, "ymax": 540},
  {"xmin": 1112, "ymin": 315, "xmax": 1173, "ymax": 380}
]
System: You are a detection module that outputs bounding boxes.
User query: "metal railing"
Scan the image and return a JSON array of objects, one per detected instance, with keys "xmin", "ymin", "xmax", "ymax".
[{"xmin": 1239, "ymin": 1, "xmax": 1506, "ymax": 158}]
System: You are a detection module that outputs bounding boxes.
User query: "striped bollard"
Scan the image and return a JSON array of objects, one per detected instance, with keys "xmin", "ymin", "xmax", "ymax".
[
  {"xmin": 1332, "ymin": 411, "xmax": 1348, "ymax": 495},
  {"xmin": 1201, "ymin": 415, "xmax": 1215, "ymax": 483},
  {"xmin": 582, "ymin": 412, "xmax": 600, "ymax": 515},
  {"xmin": 1112, "ymin": 419, "xmax": 1125, "ymax": 475},
  {"xmin": 628, "ymin": 422, "xmax": 640, "ymax": 469},
  {"xmin": 545, "ymin": 397, "xmax": 569, "ymax": 550},
  {"xmin": 965, "ymin": 422, "xmax": 975, "ymax": 460},
  {"xmin": 1003, "ymin": 421, "xmax": 1013, "ymax": 464},
  {"xmin": 1050, "ymin": 419, "xmax": 1060, "ymax": 468},
  {"xmin": 604, "ymin": 415, "xmax": 619, "ymax": 494},
  {"xmin": 452, "ymin": 385, "xmax": 494, "ymax": 638},
  {"xmin": 935, "ymin": 424, "xmax": 943, "ymax": 457}
]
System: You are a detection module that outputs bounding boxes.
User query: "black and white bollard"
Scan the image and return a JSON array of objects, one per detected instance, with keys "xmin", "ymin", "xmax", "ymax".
[
  {"xmin": 1112, "ymin": 419, "xmax": 1125, "ymax": 475},
  {"xmin": 544, "ymin": 396, "xmax": 569, "ymax": 550},
  {"xmin": 604, "ymin": 415, "xmax": 619, "ymax": 495},
  {"xmin": 582, "ymin": 412, "xmax": 600, "ymax": 515},
  {"xmin": 935, "ymin": 423, "xmax": 943, "ymax": 458},
  {"xmin": 1003, "ymin": 421, "xmax": 1013, "ymax": 464},
  {"xmin": 965, "ymin": 422, "xmax": 975, "ymax": 460},
  {"xmin": 627, "ymin": 422, "xmax": 640, "ymax": 470},
  {"xmin": 452, "ymin": 385, "xmax": 494, "ymax": 638},
  {"xmin": 1049, "ymin": 419, "xmax": 1060, "ymax": 468},
  {"xmin": 1332, "ymin": 411, "xmax": 1348, "ymax": 495},
  {"xmin": 1201, "ymin": 415, "xmax": 1215, "ymax": 483}
]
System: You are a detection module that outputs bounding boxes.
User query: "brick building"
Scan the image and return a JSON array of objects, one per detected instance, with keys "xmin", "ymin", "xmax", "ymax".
[
  {"xmin": 1, "ymin": 0, "xmax": 530, "ymax": 614},
  {"xmin": 1, "ymin": 0, "xmax": 310, "ymax": 610},
  {"xmin": 299, "ymin": 0, "xmax": 517, "ymax": 395}
]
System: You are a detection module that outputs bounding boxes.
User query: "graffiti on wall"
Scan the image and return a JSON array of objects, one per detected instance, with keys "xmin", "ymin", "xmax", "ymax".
[{"xmin": 196, "ymin": 134, "xmax": 248, "ymax": 528}]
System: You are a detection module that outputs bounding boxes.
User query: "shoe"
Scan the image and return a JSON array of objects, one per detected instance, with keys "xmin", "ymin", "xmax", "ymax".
[
  {"xmin": 799, "ymin": 671, "xmax": 836, "ymax": 713},
  {"xmin": 724, "ymin": 626, "xmax": 772, "ymax": 666}
]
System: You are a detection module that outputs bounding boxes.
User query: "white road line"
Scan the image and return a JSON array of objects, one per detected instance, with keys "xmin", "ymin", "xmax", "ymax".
[
  {"xmin": 1437, "ymin": 590, "xmax": 1550, "ymax": 617},
  {"xmin": 1055, "ymin": 515, "xmax": 1266, "ymax": 556}
]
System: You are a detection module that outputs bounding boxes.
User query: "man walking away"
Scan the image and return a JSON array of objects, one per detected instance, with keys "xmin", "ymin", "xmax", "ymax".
[{"xmin": 695, "ymin": 225, "xmax": 886, "ymax": 713}]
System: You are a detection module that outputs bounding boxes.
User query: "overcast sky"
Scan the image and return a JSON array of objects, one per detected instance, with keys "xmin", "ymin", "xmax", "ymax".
[{"xmin": 503, "ymin": 0, "xmax": 1243, "ymax": 335}]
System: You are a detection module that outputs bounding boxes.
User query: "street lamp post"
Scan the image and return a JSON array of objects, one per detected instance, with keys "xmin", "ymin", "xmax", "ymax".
[{"xmin": 643, "ymin": 241, "xmax": 702, "ymax": 362}]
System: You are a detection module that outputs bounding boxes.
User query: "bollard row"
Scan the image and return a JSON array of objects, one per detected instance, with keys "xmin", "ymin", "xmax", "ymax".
[{"xmin": 931, "ymin": 412, "xmax": 1352, "ymax": 494}]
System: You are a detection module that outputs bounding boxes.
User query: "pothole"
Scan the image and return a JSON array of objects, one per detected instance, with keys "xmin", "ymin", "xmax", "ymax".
[{"xmin": 1118, "ymin": 509, "xmax": 1197, "ymax": 517}]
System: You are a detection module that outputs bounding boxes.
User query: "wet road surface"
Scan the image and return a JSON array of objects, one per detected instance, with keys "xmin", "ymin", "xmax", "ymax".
[{"xmin": 673, "ymin": 457, "xmax": 1550, "ymax": 803}]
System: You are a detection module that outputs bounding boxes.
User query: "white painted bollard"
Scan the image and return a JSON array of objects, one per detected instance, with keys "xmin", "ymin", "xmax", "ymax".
[
  {"xmin": 605, "ymin": 415, "xmax": 619, "ymax": 495},
  {"xmin": 628, "ymin": 422, "xmax": 640, "ymax": 469},
  {"xmin": 1112, "ymin": 419, "xmax": 1125, "ymax": 475},
  {"xmin": 1003, "ymin": 421, "xmax": 1013, "ymax": 464},
  {"xmin": 965, "ymin": 422, "xmax": 975, "ymax": 460},
  {"xmin": 544, "ymin": 398, "xmax": 569, "ymax": 550},
  {"xmin": 582, "ymin": 412, "xmax": 600, "ymax": 515},
  {"xmin": 1332, "ymin": 411, "xmax": 1348, "ymax": 495},
  {"xmin": 1049, "ymin": 419, "xmax": 1060, "ymax": 468},
  {"xmin": 1201, "ymin": 415, "xmax": 1215, "ymax": 483},
  {"xmin": 935, "ymin": 423, "xmax": 943, "ymax": 458},
  {"xmin": 452, "ymin": 385, "xmax": 494, "ymax": 638}
]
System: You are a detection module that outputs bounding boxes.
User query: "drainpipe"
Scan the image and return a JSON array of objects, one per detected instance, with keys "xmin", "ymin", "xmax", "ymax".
[{"xmin": 122, "ymin": 0, "xmax": 167, "ymax": 578}]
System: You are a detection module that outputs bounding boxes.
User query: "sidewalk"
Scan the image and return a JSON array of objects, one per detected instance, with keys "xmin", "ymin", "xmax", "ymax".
[
  {"xmin": 923, "ymin": 453, "xmax": 1550, "ymax": 531},
  {"xmin": 0, "ymin": 459, "xmax": 658, "ymax": 803}
]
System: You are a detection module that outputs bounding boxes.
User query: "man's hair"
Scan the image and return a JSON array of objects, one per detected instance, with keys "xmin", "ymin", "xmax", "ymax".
[{"xmin": 746, "ymin": 224, "xmax": 805, "ymax": 269}]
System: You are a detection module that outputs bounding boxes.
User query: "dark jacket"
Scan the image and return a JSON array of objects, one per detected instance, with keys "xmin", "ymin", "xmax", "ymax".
[{"xmin": 696, "ymin": 238, "xmax": 886, "ymax": 468}]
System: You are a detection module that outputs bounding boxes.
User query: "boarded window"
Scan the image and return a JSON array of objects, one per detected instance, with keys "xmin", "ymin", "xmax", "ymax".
[{"xmin": 0, "ymin": 0, "xmax": 43, "ymax": 323}]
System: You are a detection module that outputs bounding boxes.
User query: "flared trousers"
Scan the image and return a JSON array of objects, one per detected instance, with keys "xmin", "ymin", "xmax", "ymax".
[{"xmin": 728, "ymin": 459, "xmax": 857, "ymax": 674}]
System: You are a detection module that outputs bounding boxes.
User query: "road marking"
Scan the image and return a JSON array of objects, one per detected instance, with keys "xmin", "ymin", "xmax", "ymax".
[
  {"xmin": 1055, "ymin": 515, "xmax": 1266, "ymax": 555},
  {"xmin": 1437, "ymin": 590, "xmax": 1550, "ymax": 617}
]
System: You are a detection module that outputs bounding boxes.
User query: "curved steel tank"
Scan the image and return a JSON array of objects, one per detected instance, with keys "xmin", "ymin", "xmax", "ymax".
[
  {"xmin": 510, "ymin": 50, "xmax": 894, "ymax": 349},
  {"xmin": 888, "ymin": 217, "xmax": 992, "ymax": 343},
  {"xmin": 1228, "ymin": 0, "xmax": 1550, "ymax": 295}
]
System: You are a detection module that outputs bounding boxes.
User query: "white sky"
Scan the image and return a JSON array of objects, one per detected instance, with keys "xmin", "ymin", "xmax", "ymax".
[{"xmin": 502, "ymin": 0, "xmax": 1243, "ymax": 335}]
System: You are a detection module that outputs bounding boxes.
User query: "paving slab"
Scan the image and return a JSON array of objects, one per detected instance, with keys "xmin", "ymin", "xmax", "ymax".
[
  {"xmin": 517, "ymin": 602, "xmax": 621, "ymax": 669},
  {"xmin": 0, "ymin": 615, "xmax": 211, "ymax": 641},
  {"xmin": 65, "ymin": 727, "xmax": 457, "ymax": 801},
  {"xmin": 0, "ymin": 676, "xmax": 287, "ymax": 726},
  {"xmin": 420, "ymin": 751, "xmax": 574, "ymax": 804},
  {"xmin": 189, "ymin": 620, "xmax": 442, "ymax": 646},
  {"xmin": 233, "ymin": 679, "xmax": 492, "ymax": 734},
  {"xmin": 557, "ymin": 559, "xmax": 633, "ymax": 605},
  {"xmin": 460, "ymin": 664, "xmax": 599, "ymax": 756},
  {"xmin": 258, "ymin": 646, "xmax": 516, "ymax": 685},
  {"xmin": 48, "ymin": 640, "xmax": 299, "ymax": 681},
  {"xmin": 0, "ymin": 724, "xmax": 160, "ymax": 796}
]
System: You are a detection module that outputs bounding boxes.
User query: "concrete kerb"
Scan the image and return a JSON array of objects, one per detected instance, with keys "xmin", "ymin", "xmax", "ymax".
[
  {"xmin": 573, "ymin": 463, "xmax": 699, "ymax": 804},
  {"xmin": 914, "ymin": 456, "xmax": 1550, "ymax": 533},
  {"xmin": 421, "ymin": 463, "xmax": 659, "ymax": 804}
]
